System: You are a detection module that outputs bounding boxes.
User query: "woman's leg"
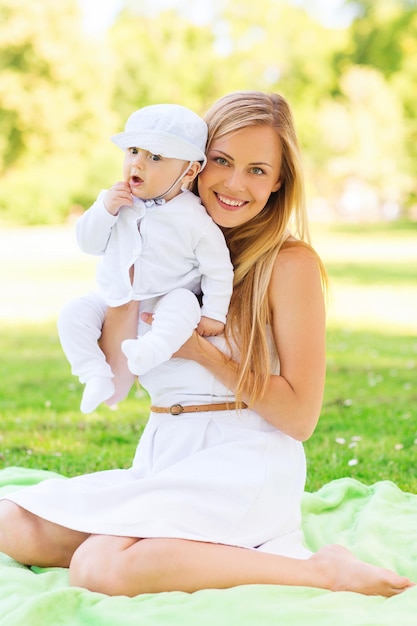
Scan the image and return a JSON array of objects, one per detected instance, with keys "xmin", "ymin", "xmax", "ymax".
[
  {"xmin": 0, "ymin": 501, "xmax": 89, "ymax": 567},
  {"xmin": 69, "ymin": 535, "xmax": 414, "ymax": 598}
]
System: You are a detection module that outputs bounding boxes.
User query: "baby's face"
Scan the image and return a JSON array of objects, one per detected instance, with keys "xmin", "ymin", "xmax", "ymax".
[{"xmin": 123, "ymin": 148, "xmax": 188, "ymax": 201}]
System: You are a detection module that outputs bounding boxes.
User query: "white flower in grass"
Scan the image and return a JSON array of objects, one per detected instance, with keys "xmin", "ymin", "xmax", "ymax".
[
  {"xmin": 348, "ymin": 441, "xmax": 357, "ymax": 448},
  {"xmin": 394, "ymin": 443, "xmax": 404, "ymax": 450},
  {"xmin": 335, "ymin": 437, "xmax": 346, "ymax": 445},
  {"xmin": 343, "ymin": 399, "xmax": 353, "ymax": 407},
  {"xmin": 45, "ymin": 400, "xmax": 51, "ymax": 408},
  {"xmin": 348, "ymin": 459, "xmax": 358, "ymax": 466},
  {"xmin": 351, "ymin": 436, "xmax": 362, "ymax": 442}
]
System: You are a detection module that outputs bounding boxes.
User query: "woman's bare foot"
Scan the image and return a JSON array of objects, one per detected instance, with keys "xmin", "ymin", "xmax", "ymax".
[{"xmin": 310, "ymin": 544, "xmax": 414, "ymax": 597}]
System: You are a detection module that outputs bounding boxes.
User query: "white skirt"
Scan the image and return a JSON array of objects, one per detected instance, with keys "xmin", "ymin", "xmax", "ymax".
[{"xmin": 4, "ymin": 334, "xmax": 311, "ymax": 559}]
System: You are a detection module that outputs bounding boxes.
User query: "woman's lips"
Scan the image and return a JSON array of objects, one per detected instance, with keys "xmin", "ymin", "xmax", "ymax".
[{"xmin": 215, "ymin": 192, "xmax": 247, "ymax": 210}]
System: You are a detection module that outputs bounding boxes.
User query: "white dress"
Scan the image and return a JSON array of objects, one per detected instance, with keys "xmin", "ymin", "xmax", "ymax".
[{"xmin": 4, "ymin": 316, "xmax": 311, "ymax": 559}]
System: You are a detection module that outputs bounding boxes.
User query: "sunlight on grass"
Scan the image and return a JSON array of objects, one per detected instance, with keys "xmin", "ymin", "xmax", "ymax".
[{"xmin": 0, "ymin": 224, "xmax": 416, "ymax": 491}]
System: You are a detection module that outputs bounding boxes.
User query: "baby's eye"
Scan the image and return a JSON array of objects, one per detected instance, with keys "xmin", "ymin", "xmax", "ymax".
[
  {"xmin": 149, "ymin": 153, "xmax": 162, "ymax": 161},
  {"xmin": 129, "ymin": 147, "xmax": 139, "ymax": 154}
]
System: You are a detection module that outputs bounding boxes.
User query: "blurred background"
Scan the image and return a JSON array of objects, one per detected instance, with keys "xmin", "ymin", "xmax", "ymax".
[
  {"xmin": 1, "ymin": 0, "xmax": 417, "ymax": 226},
  {"xmin": 0, "ymin": 0, "xmax": 416, "ymax": 332}
]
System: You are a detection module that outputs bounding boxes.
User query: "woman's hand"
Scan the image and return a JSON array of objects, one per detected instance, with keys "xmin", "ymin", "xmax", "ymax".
[{"xmin": 172, "ymin": 330, "xmax": 206, "ymax": 361}]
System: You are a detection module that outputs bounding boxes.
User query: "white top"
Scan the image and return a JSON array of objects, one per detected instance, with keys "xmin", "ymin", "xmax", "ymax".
[{"xmin": 76, "ymin": 189, "xmax": 234, "ymax": 322}]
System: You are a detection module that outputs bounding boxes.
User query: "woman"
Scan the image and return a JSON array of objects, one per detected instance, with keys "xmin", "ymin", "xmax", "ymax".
[{"xmin": 0, "ymin": 91, "xmax": 413, "ymax": 597}]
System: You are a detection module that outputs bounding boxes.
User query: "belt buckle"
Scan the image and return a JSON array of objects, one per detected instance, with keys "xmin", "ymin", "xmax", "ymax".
[{"xmin": 169, "ymin": 403, "xmax": 184, "ymax": 415}]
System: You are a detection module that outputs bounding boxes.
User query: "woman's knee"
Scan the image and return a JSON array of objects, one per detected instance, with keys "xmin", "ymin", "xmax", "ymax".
[
  {"xmin": 69, "ymin": 536, "xmax": 174, "ymax": 596},
  {"xmin": 0, "ymin": 500, "xmax": 29, "ymax": 540},
  {"xmin": 0, "ymin": 500, "xmax": 87, "ymax": 567},
  {"xmin": 0, "ymin": 501, "xmax": 39, "ymax": 562}
]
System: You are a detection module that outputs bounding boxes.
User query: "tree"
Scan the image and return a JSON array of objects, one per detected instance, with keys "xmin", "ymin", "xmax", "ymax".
[
  {"xmin": 315, "ymin": 66, "xmax": 409, "ymax": 219},
  {"xmin": 0, "ymin": 0, "xmax": 117, "ymax": 224}
]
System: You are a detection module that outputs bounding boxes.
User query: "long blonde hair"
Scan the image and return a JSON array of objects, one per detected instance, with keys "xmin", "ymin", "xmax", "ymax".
[{"xmin": 196, "ymin": 91, "xmax": 326, "ymax": 405}]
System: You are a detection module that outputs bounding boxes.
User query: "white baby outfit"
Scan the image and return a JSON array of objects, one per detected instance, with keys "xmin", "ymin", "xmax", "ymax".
[
  {"xmin": 4, "ymin": 315, "xmax": 311, "ymax": 559},
  {"xmin": 58, "ymin": 188, "xmax": 233, "ymax": 411}
]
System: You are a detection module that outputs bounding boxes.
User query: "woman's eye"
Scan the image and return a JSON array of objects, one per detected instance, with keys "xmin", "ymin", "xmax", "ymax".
[
  {"xmin": 214, "ymin": 157, "xmax": 229, "ymax": 166},
  {"xmin": 251, "ymin": 167, "xmax": 264, "ymax": 175}
]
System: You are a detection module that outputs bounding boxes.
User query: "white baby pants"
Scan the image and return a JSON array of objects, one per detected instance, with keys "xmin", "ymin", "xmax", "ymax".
[{"xmin": 57, "ymin": 289, "xmax": 201, "ymax": 383}]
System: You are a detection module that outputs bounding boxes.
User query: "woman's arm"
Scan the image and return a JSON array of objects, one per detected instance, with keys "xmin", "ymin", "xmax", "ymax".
[{"xmin": 171, "ymin": 245, "xmax": 326, "ymax": 441}]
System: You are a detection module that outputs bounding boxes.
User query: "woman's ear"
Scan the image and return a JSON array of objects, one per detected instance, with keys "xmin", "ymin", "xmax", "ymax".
[{"xmin": 272, "ymin": 179, "xmax": 282, "ymax": 193}]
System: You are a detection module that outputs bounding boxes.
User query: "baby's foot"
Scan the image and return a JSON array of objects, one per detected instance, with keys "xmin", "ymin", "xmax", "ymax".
[
  {"xmin": 122, "ymin": 338, "xmax": 169, "ymax": 376},
  {"xmin": 81, "ymin": 376, "xmax": 115, "ymax": 414},
  {"xmin": 310, "ymin": 544, "xmax": 414, "ymax": 597}
]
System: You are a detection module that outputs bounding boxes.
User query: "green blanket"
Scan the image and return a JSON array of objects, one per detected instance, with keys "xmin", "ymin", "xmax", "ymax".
[{"xmin": 1, "ymin": 467, "xmax": 416, "ymax": 625}]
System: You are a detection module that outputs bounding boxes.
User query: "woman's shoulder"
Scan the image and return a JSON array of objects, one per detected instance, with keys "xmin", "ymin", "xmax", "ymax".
[
  {"xmin": 269, "ymin": 236, "xmax": 326, "ymax": 302},
  {"xmin": 276, "ymin": 236, "xmax": 321, "ymax": 268},
  {"xmin": 270, "ymin": 234, "xmax": 324, "ymax": 284}
]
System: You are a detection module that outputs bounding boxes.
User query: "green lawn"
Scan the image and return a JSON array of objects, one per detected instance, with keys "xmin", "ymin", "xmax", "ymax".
[{"xmin": 0, "ymin": 223, "xmax": 416, "ymax": 493}]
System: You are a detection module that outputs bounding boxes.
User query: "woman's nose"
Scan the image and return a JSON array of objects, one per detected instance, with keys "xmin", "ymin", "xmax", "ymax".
[{"xmin": 224, "ymin": 169, "xmax": 245, "ymax": 192}]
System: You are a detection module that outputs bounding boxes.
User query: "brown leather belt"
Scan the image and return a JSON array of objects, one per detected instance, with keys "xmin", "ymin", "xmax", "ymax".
[{"xmin": 150, "ymin": 402, "xmax": 248, "ymax": 415}]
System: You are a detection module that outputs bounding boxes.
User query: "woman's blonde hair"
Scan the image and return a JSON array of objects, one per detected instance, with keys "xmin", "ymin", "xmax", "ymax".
[{"xmin": 196, "ymin": 91, "xmax": 326, "ymax": 405}]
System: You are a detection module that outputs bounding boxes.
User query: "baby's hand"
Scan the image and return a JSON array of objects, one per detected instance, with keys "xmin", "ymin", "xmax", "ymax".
[
  {"xmin": 104, "ymin": 182, "xmax": 133, "ymax": 215},
  {"xmin": 197, "ymin": 316, "xmax": 225, "ymax": 337}
]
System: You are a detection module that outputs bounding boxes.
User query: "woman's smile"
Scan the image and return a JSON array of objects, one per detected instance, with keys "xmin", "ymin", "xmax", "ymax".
[{"xmin": 215, "ymin": 192, "xmax": 248, "ymax": 210}]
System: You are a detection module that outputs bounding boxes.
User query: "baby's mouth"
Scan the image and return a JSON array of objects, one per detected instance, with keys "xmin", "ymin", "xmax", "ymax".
[{"xmin": 130, "ymin": 175, "xmax": 143, "ymax": 185}]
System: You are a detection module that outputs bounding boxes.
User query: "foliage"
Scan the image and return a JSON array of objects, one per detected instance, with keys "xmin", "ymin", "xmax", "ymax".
[
  {"xmin": 108, "ymin": 9, "xmax": 217, "ymax": 125},
  {"xmin": 0, "ymin": 0, "xmax": 117, "ymax": 224},
  {"xmin": 1, "ymin": 0, "xmax": 417, "ymax": 224}
]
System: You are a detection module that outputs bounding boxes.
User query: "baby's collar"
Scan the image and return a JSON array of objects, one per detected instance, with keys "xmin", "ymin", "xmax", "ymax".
[{"xmin": 144, "ymin": 197, "xmax": 166, "ymax": 208}]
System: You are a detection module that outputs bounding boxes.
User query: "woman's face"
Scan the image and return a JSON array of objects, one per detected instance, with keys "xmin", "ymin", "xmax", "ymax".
[{"xmin": 198, "ymin": 125, "xmax": 282, "ymax": 228}]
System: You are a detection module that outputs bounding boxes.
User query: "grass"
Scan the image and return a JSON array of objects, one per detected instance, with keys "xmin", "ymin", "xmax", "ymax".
[
  {"xmin": 0, "ymin": 222, "xmax": 416, "ymax": 493},
  {"xmin": 0, "ymin": 323, "xmax": 150, "ymax": 475},
  {"xmin": 1, "ymin": 322, "xmax": 415, "ymax": 492},
  {"xmin": 304, "ymin": 327, "xmax": 417, "ymax": 492}
]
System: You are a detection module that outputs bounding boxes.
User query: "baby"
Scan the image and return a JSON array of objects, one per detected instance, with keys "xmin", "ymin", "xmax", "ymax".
[{"xmin": 58, "ymin": 104, "xmax": 233, "ymax": 413}]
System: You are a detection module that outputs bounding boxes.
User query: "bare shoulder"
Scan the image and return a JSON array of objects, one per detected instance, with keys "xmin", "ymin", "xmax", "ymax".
[
  {"xmin": 268, "ymin": 238, "xmax": 326, "ymax": 326},
  {"xmin": 273, "ymin": 238, "xmax": 322, "ymax": 276}
]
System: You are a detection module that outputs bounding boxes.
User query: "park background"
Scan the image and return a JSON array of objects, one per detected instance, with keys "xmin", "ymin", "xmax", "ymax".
[{"xmin": 0, "ymin": 0, "xmax": 416, "ymax": 493}]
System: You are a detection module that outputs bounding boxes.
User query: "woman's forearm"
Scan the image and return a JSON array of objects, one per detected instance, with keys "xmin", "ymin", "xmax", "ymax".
[{"xmin": 187, "ymin": 334, "xmax": 321, "ymax": 441}]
